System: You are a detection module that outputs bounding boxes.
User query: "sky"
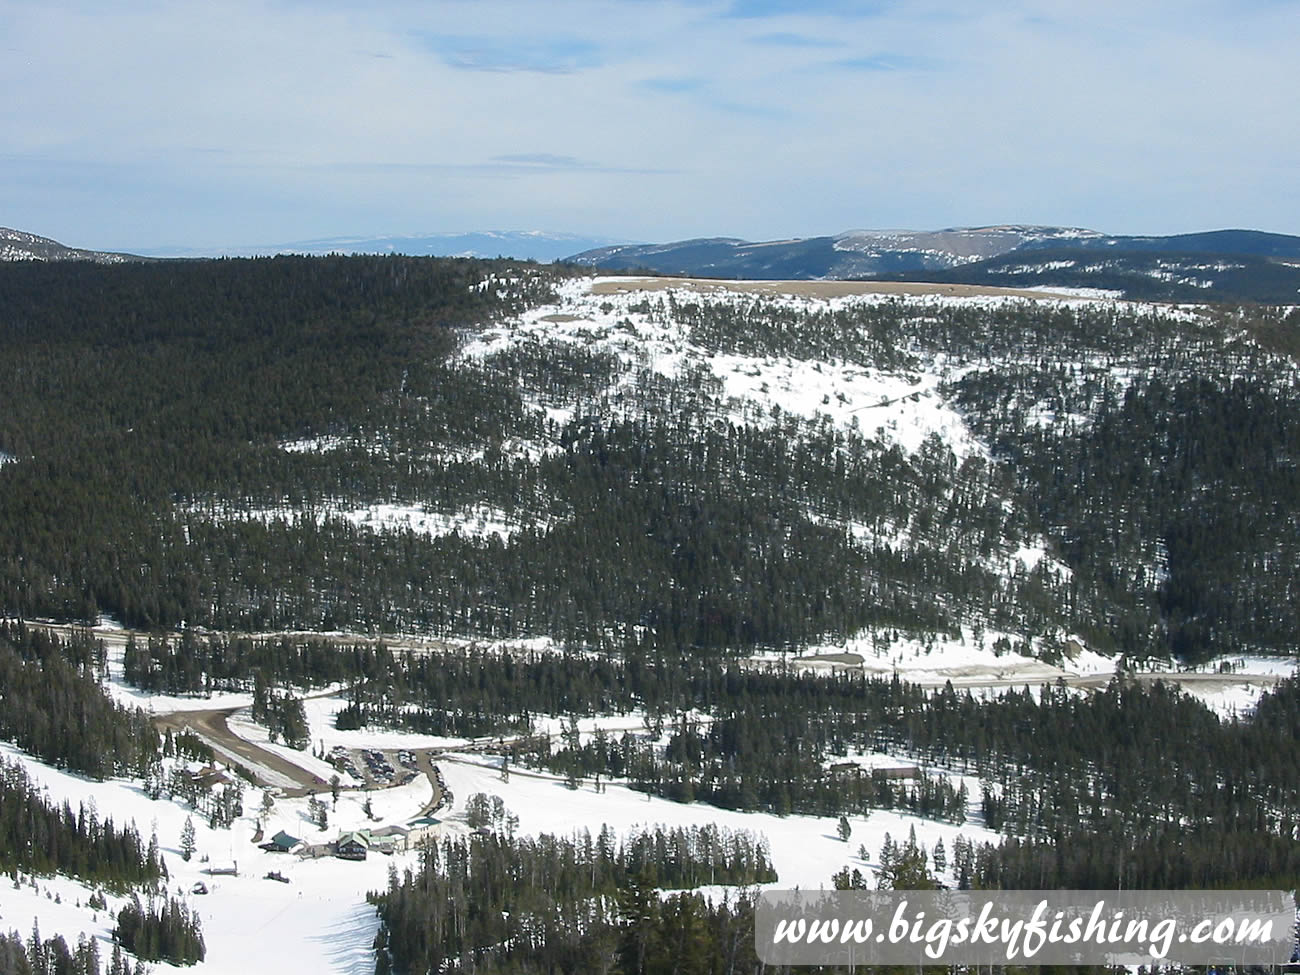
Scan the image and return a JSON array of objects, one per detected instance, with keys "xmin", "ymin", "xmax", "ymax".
[{"xmin": 3, "ymin": 0, "xmax": 1298, "ymax": 251}]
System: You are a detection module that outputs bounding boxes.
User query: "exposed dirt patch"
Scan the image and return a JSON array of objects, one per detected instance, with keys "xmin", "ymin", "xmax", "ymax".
[{"xmin": 801, "ymin": 652, "xmax": 866, "ymax": 665}]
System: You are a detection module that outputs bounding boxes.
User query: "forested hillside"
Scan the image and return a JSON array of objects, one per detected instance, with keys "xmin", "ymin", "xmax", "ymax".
[
  {"xmin": 1, "ymin": 258, "xmax": 1298, "ymax": 665},
  {"xmin": 5, "ymin": 257, "xmax": 1300, "ymax": 973}
]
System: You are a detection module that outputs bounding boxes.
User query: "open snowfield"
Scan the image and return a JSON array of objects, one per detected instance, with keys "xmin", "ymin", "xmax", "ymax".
[
  {"xmin": 2, "ymin": 723, "xmax": 996, "ymax": 975},
  {"xmin": 0, "ymin": 738, "xmax": 439, "ymax": 975},
  {"xmin": 463, "ymin": 276, "xmax": 1029, "ymax": 460},
  {"xmin": 748, "ymin": 623, "xmax": 1118, "ymax": 687},
  {"xmin": 434, "ymin": 752, "xmax": 998, "ymax": 892}
]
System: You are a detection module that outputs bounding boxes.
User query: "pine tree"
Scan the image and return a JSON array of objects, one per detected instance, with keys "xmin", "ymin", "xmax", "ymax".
[{"xmin": 180, "ymin": 815, "xmax": 196, "ymax": 862}]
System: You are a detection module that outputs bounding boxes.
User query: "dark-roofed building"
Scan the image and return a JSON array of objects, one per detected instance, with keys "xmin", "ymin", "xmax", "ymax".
[
  {"xmin": 260, "ymin": 830, "xmax": 302, "ymax": 853},
  {"xmin": 184, "ymin": 764, "xmax": 234, "ymax": 790}
]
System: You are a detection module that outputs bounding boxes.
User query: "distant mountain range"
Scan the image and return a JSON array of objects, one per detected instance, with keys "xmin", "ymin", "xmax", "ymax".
[
  {"xmin": 565, "ymin": 226, "xmax": 1106, "ymax": 277},
  {"xmin": 0, "ymin": 227, "xmax": 626, "ymax": 264},
  {"xmin": 565, "ymin": 226, "xmax": 1300, "ymax": 303},
  {"xmin": 6, "ymin": 223, "xmax": 1300, "ymax": 303},
  {"xmin": 143, "ymin": 230, "xmax": 628, "ymax": 263}
]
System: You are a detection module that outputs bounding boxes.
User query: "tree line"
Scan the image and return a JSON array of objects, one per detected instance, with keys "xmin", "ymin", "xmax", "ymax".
[
  {"xmin": 371, "ymin": 826, "xmax": 769, "ymax": 975},
  {"xmin": 0, "ymin": 756, "xmax": 163, "ymax": 890},
  {"xmin": 112, "ymin": 895, "xmax": 204, "ymax": 967},
  {"xmin": 0, "ymin": 624, "xmax": 158, "ymax": 780}
]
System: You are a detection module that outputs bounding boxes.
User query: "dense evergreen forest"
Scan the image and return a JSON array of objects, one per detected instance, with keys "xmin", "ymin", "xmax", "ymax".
[
  {"xmin": 0, "ymin": 927, "xmax": 146, "ymax": 975},
  {"xmin": 3, "ymin": 258, "xmax": 1298, "ymax": 663},
  {"xmin": 0, "ymin": 255, "xmax": 1272, "ymax": 661},
  {"xmin": 0, "ymin": 756, "xmax": 163, "ymax": 889},
  {"xmin": 876, "ymin": 247, "xmax": 1300, "ymax": 305},
  {"xmin": 371, "ymin": 827, "xmax": 769, "ymax": 975},
  {"xmin": 0, "ymin": 624, "xmax": 158, "ymax": 779},
  {"xmin": 7, "ymin": 256, "xmax": 1300, "ymax": 972},
  {"xmin": 111, "ymin": 896, "xmax": 205, "ymax": 967}
]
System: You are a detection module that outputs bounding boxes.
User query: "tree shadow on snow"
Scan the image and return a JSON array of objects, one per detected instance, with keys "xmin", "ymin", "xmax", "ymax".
[{"xmin": 306, "ymin": 901, "xmax": 382, "ymax": 975}]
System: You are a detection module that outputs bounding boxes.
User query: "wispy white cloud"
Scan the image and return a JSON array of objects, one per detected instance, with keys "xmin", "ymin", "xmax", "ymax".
[
  {"xmin": 721, "ymin": 0, "xmax": 895, "ymax": 19},
  {"xmin": 415, "ymin": 33, "xmax": 603, "ymax": 73},
  {"xmin": 833, "ymin": 53, "xmax": 937, "ymax": 71},
  {"xmin": 749, "ymin": 31, "xmax": 845, "ymax": 48},
  {"xmin": 637, "ymin": 77, "xmax": 709, "ymax": 93}
]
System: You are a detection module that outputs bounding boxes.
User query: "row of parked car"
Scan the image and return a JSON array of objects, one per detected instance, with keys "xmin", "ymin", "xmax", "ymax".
[
  {"xmin": 328, "ymin": 745, "xmax": 362, "ymax": 780},
  {"xmin": 325, "ymin": 744, "xmax": 424, "ymax": 787},
  {"xmin": 362, "ymin": 748, "xmax": 396, "ymax": 782}
]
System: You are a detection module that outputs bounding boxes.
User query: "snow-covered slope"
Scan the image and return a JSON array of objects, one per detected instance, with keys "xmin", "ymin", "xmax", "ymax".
[{"xmin": 0, "ymin": 227, "xmax": 142, "ymax": 263}]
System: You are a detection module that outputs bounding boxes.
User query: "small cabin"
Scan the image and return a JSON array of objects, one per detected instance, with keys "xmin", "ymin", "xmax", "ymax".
[
  {"xmin": 184, "ymin": 764, "xmax": 234, "ymax": 790},
  {"xmin": 260, "ymin": 830, "xmax": 302, "ymax": 853}
]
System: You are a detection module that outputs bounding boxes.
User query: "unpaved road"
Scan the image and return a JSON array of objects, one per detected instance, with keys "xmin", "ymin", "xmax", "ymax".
[
  {"xmin": 756, "ymin": 651, "xmax": 1288, "ymax": 695},
  {"xmin": 155, "ymin": 705, "xmax": 332, "ymax": 797}
]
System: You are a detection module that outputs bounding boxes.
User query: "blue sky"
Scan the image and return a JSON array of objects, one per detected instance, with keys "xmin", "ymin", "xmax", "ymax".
[{"xmin": 3, "ymin": 0, "xmax": 1298, "ymax": 250}]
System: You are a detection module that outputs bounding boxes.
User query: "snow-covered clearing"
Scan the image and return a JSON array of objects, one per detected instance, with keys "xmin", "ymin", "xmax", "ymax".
[
  {"xmin": 1180, "ymin": 681, "xmax": 1279, "ymax": 717},
  {"xmin": 3, "ymin": 714, "xmax": 997, "ymax": 975},
  {"xmin": 299, "ymin": 694, "xmax": 469, "ymax": 752},
  {"xmin": 435, "ymin": 751, "xmax": 1000, "ymax": 892},
  {"xmin": 0, "ymin": 739, "xmax": 434, "ymax": 975},
  {"xmin": 463, "ymin": 276, "xmax": 1035, "ymax": 462},
  {"xmin": 185, "ymin": 500, "xmax": 542, "ymax": 541},
  {"xmin": 278, "ymin": 435, "xmax": 347, "ymax": 454},
  {"xmin": 750, "ymin": 624, "xmax": 1118, "ymax": 687},
  {"xmin": 1130, "ymin": 653, "xmax": 1298, "ymax": 717},
  {"xmin": 96, "ymin": 631, "xmax": 254, "ymax": 716},
  {"xmin": 1024, "ymin": 285, "xmax": 1125, "ymax": 299}
]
